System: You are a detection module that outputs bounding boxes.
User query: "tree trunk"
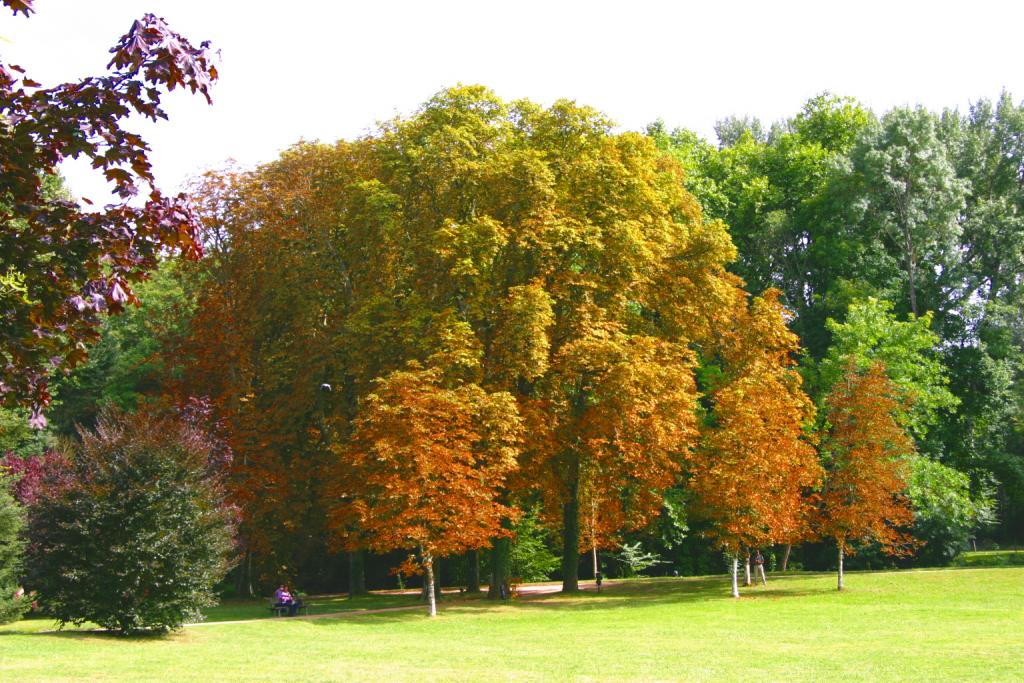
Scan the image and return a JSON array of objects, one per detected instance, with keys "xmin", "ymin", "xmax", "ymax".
[
  {"xmin": 731, "ymin": 556, "xmax": 740, "ymax": 598},
  {"xmin": 781, "ymin": 543, "xmax": 792, "ymax": 571},
  {"xmin": 561, "ymin": 475, "xmax": 580, "ymax": 593},
  {"xmin": 466, "ymin": 549, "xmax": 481, "ymax": 593},
  {"xmin": 487, "ymin": 536, "xmax": 511, "ymax": 600},
  {"xmin": 837, "ymin": 544, "xmax": 845, "ymax": 592},
  {"xmin": 433, "ymin": 556, "xmax": 443, "ymax": 601},
  {"xmin": 348, "ymin": 550, "xmax": 367, "ymax": 597},
  {"xmin": 423, "ymin": 549, "xmax": 437, "ymax": 617},
  {"xmin": 757, "ymin": 563, "xmax": 767, "ymax": 586},
  {"xmin": 744, "ymin": 554, "xmax": 752, "ymax": 586},
  {"xmin": 903, "ymin": 226, "xmax": 919, "ymax": 316}
]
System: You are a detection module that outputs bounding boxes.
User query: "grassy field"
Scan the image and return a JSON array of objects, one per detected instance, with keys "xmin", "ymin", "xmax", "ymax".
[
  {"xmin": 954, "ymin": 549, "xmax": 1024, "ymax": 567},
  {"xmin": 1, "ymin": 567, "xmax": 1021, "ymax": 681}
]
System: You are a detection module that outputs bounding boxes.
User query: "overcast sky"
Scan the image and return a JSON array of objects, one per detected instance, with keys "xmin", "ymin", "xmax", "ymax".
[{"xmin": 4, "ymin": 0, "xmax": 1023, "ymax": 202}]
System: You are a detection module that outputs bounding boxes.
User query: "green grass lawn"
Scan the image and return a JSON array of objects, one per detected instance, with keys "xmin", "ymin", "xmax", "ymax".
[
  {"xmin": 1, "ymin": 567, "xmax": 1021, "ymax": 681},
  {"xmin": 954, "ymin": 549, "xmax": 1024, "ymax": 567},
  {"xmin": 202, "ymin": 591, "xmax": 430, "ymax": 622}
]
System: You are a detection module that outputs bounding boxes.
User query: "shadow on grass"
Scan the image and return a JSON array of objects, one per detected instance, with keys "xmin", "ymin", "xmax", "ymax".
[
  {"xmin": 0, "ymin": 621, "xmax": 184, "ymax": 640},
  {"xmin": 300, "ymin": 573, "xmax": 831, "ymax": 628},
  {"xmin": 510, "ymin": 573, "xmax": 826, "ymax": 612}
]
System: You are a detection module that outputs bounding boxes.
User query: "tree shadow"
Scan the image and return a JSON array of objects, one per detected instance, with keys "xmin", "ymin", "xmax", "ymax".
[{"xmin": 1, "ymin": 623, "xmax": 183, "ymax": 640}]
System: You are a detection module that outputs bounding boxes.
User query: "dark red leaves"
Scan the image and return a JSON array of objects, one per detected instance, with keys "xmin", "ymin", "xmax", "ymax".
[
  {"xmin": 2, "ymin": 0, "xmax": 33, "ymax": 17},
  {"xmin": 0, "ymin": 9, "xmax": 216, "ymax": 420}
]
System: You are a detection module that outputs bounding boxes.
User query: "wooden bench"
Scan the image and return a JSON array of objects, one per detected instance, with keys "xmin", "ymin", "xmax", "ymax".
[{"xmin": 269, "ymin": 601, "xmax": 309, "ymax": 617}]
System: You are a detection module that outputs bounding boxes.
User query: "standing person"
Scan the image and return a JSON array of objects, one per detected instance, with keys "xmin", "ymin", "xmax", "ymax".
[{"xmin": 753, "ymin": 550, "xmax": 767, "ymax": 586}]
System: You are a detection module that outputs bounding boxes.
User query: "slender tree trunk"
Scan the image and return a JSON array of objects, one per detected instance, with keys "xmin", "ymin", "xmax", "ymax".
[
  {"xmin": 758, "ymin": 563, "xmax": 767, "ymax": 586},
  {"xmin": 903, "ymin": 227, "xmax": 919, "ymax": 316},
  {"xmin": 348, "ymin": 550, "xmax": 367, "ymax": 597},
  {"xmin": 237, "ymin": 549, "xmax": 254, "ymax": 598},
  {"xmin": 487, "ymin": 536, "xmax": 511, "ymax": 600},
  {"xmin": 744, "ymin": 554, "xmax": 752, "ymax": 586},
  {"xmin": 837, "ymin": 544, "xmax": 845, "ymax": 592},
  {"xmin": 731, "ymin": 556, "xmax": 740, "ymax": 598},
  {"xmin": 562, "ymin": 474, "xmax": 580, "ymax": 593},
  {"xmin": 423, "ymin": 548, "xmax": 437, "ymax": 617},
  {"xmin": 781, "ymin": 543, "xmax": 792, "ymax": 571},
  {"xmin": 433, "ymin": 556, "xmax": 443, "ymax": 602},
  {"xmin": 590, "ymin": 497, "xmax": 600, "ymax": 591},
  {"xmin": 466, "ymin": 549, "xmax": 481, "ymax": 593}
]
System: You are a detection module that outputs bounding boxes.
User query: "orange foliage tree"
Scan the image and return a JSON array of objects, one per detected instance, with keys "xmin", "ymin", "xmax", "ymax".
[
  {"xmin": 523, "ymin": 324, "xmax": 700, "ymax": 591},
  {"xmin": 689, "ymin": 290, "xmax": 822, "ymax": 597},
  {"xmin": 328, "ymin": 363, "xmax": 521, "ymax": 616},
  {"xmin": 820, "ymin": 360, "xmax": 916, "ymax": 590}
]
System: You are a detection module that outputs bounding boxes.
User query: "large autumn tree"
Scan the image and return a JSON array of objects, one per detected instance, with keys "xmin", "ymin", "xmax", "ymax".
[
  {"xmin": 820, "ymin": 360, "xmax": 916, "ymax": 590},
  {"xmin": 0, "ymin": 1, "xmax": 216, "ymax": 422},
  {"xmin": 177, "ymin": 86, "xmax": 744, "ymax": 596},
  {"xmin": 689, "ymin": 290, "xmax": 822, "ymax": 597}
]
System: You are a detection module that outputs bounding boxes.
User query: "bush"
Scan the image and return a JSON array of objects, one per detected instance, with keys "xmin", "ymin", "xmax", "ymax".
[
  {"xmin": 27, "ymin": 407, "xmax": 237, "ymax": 634},
  {"xmin": 0, "ymin": 475, "xmax": 29, "ymax": 623}
]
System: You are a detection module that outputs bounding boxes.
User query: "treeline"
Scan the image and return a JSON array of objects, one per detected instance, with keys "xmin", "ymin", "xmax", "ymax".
[
  {"xmin": 649, "ymin": 92, "xmax": 1023, "ymax": 538},
  {"xmin": 7, "ymin": 87, "xmax": 1021, "ymax": 597}
]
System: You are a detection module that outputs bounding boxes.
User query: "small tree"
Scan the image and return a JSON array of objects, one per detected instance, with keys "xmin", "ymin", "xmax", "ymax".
[
  {"xmin": 509, "ymin": 507, "xmax": 559, "ymax": 582},
  {"xmin": 330, "ymin": 364, "xmax": 522, "ymax": 617},
  {"xmin": 28, "ymin": 408, "xmax": 237, "ymax": 633},
  {"xmin": 820, "ymin": 361, "xmax": 916, "ymax": 590},
  {"xmin": 690, "ymin": 291, "xmax": 821, "ymax": 597},
  {"xmin": 0, "ymin": 475, "xmax": 29, "ymax": 624}
]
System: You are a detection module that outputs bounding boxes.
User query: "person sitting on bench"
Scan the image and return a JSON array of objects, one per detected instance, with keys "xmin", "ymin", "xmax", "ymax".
[{"xmin": 274, "ymin": 584, "xmax": 302, "ymax": 616}]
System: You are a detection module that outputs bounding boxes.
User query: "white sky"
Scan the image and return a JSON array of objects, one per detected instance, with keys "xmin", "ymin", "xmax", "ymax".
[{"xmin": 3, "ymin": 0, "xmax": 1023, "ymax": 203}]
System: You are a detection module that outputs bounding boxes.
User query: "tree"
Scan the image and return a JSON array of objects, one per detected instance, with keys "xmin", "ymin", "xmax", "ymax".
[
  {"xmin": 818, "ymin": 297, "xmax": 958, "ymax": 441},
  {"xmin": 907, "ymin": 456, "xmax": 995, "ymax": 564},
  {"xmin": 846, "ymin": 107, "xmax": 968, "ymax": 317},
  {"xmin": 27, "ymin": 407, "xmax": 236, "ymax": 633},
  {"xmin": 689, "ymin": 290, "xmax": 821, "ymax": 597},
  {"xmin": 45, "ymin": 262, "xmax": 193, "ymax": 437},
  {"xmin": 0, "ymin": 474, "xmax": 28, "ymax": 624},
  {"xmin": 509, "ymin": 506, "xmax": 559, "ymax": 582},
  {"xmin": 820, "ymin": 361, "xmax": 916, "ymax": 590},
  {"xmin": 528, "ymin": 329, "xmax": 699, "ymax": 592},
  {"xmin": 329, "ymin": 364, "xmax": 522, "ymax": 616},
  {"xmin": 648, "ymin": 93, "xmax": 875, "ymax": 359},
  {"xmin": 0, "ymin": 1, "xmax": 216, "ymax": 422}
]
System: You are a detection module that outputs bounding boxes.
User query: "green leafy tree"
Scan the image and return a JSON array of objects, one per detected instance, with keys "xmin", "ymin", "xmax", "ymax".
[
  {"xmin": 818, "ymin": 298, "xmax": 958, "ymax": 440},
  {"xmin": 28, "ymin": 408, "xmax": 236, "ymax": 634},
  {"xmin": 45, "ymin": 263, "xmax": 192, "ymax": 437},
  {"xmin": 845, "ymin": 107, "xmax": 968, "ymax": 318},
  {"xmin": 0, "ymin": 475, "xmax": 28, "ymax": 624},
  {"xmin": 907, "ymin": 456, "xmax": 995, "ymax": 565},
  {"xmin": 509, "ymin": 507, "xmax": 559, "ymax": 582}
]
